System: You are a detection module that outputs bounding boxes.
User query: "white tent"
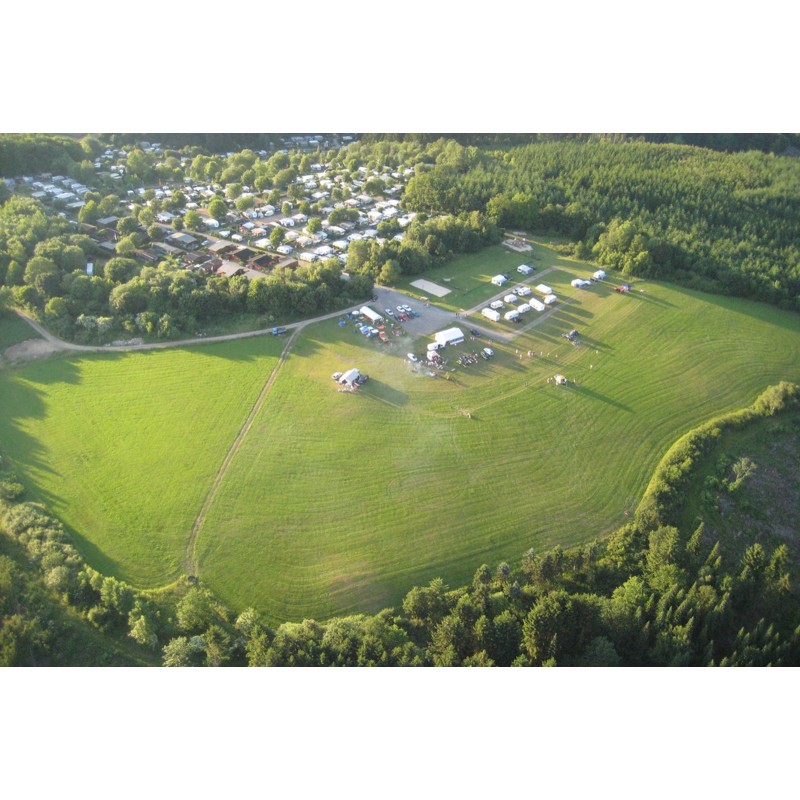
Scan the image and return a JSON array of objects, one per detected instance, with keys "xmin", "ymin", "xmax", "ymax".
[
  {"xmin": 593, "ymin": 269, "xmax": 606, "ymax": 280},
  {"xmin": 491, "ymin": 274, "xmax": 508, "ymax": 286},
  {"xmin": 434, "ymin": 327, "xmax": 465, "ymax": 346},
  {"xmin": 359, "ymin": 306, "xmax": 383, "ymax": 324},
  {"xmin": 339, "ymin": 368, "xmax": 361, "ymax": 387}
]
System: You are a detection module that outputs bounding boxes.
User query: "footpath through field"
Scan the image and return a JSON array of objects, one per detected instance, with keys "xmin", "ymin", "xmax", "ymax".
[{"xmin": 181, "ymin": 326, "xmax": 302, "ymax": 576}]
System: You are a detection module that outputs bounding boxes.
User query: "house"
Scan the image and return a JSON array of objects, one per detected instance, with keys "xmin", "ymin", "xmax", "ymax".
[
  {"xmin": 167, "ymin": 232, "xmax": 198, "ymax": 250},
  {"xmin": 535, "ymin": 284, "xmax": 553, "ymax": 295},
  {"xmin": 491, "ymin": 274, "xmax": 508, "ymax": 286},
  {"xmin": 517, "ymin": 264, "xmax": 533, "ymax": 275},
  {"xmin": 482, "ymin": 308, "xmax": 501, "ymax": 322},
  {"xmin": 434, "ymin": 327, "xmax": 465, "ymax": 347}
]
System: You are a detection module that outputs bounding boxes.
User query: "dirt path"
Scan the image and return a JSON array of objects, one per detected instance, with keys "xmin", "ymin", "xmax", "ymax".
[
  {"xmin": 11, "ymin": 305, "xmax": 356, "ymax": 360},
  {"xmin": 181, "ymin": 326, "xmax": 302, "ymax": 576}
]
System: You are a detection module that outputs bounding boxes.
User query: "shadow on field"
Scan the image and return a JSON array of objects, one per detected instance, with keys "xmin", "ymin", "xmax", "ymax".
[
  {"xmin": 19, "ymin": 358, "xmax": 82, "ymax": 386},
  {"xmin": 556, "ymin": 301, "xmax": 594, "ymax": 320},
  {"xmin": 571, "ymin": 383, "xmax": 633, "ymax": 412},
  {"xmin": 361, "ymin": 380, "xmax": 408, "ymax": 407}
]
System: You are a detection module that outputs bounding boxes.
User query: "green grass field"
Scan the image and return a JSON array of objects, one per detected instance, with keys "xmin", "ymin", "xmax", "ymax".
[
  {"xmin": 2, "ymin": 244, "xmax": 800, "ymax": 624},
  {"xmin": 0, "ymin": 314, "xmax": 41, "ymax": 349},
  {"xmin": 0, "ymin": 338, "xmax": 282, "ymax": 585},
  {"xmin": 396, "ymin": 243, "xmax": 553, "ymax": 312}
]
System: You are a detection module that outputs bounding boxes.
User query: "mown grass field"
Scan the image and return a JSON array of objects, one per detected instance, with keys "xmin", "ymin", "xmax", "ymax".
[
  {"xmin": 395, "ymin": 243, "xmax": 551, "ymax": 312},
  {"xmin": 3, "ymin": 244, "xmax": 800, "ymax": 624},
  {"xmin": 197, "ymin": 257, "xmax": 800, "ymax": 623},
  {"xmin": 0, "ymin": 338, "xmax": 282, "ymax": 585}
]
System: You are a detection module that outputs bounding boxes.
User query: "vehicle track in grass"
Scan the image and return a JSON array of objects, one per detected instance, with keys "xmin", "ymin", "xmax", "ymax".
[{"xmin": 181, "ymin": 326, "xmax": 302, "ymax": 576}]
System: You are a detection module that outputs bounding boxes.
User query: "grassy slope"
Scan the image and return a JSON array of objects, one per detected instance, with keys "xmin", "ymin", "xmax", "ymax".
[
  {"xmin": 198, "ymin": 254, "xmax": 800, "ymax": 623},
  {"xmin": 0, "ymin": 338, "xmax": 282, "ymax": 586},
  {"xmin": 675, "ymin": 410, "xmax": 800, "ymax": 576},
  {"xmin": 3, "ymin": 245, "xmax": 800, "ymax": 624},
  {"xmin": 0, "ymin": 314, "xmax": 41, "ymax": 349}
]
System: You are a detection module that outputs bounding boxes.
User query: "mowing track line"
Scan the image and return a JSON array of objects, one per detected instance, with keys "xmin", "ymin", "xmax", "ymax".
[{"xmin": 182, "ymin": 327, "xmax": 301, "ymax": 576}]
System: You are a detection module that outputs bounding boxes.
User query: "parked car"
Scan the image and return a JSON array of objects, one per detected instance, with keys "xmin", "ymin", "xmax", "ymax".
[
  {"xmin": 385, "ymin": 309, "xmax": 394, "ymax": 316},
  {"xmin": 470, "ymin": 329, "xmax": 480, "ymax": 337},
  {"xmin": 407, "ymin": 353, "xmax": 418, "ymax": 362}
]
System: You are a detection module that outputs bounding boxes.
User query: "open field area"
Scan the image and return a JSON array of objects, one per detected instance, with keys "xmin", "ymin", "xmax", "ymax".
[
  {"xmin": 3, "ymin": 245, "xmax": 800, "ymax": 624},
  {"xmin": 675, "ymin": 410, "xmax": 800, "ymax": 576},
  {"xmin": 0, "ymin": 338, "xmax": 283, "ymax": 585},
  {"xmin": 0, "ymin": 314, "xmax": 42, "ymax": 350}
]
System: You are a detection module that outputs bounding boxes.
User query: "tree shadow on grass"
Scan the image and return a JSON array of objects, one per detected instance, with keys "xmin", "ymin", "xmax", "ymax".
[{"xmin": 570, "ymin": 383, "xmax": 633, "ymax": 413}]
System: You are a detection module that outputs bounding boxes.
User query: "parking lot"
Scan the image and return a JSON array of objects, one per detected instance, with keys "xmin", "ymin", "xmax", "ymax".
[{"xmin": 373, "ymin": 286, "xmax": 497, "ymax": 341}]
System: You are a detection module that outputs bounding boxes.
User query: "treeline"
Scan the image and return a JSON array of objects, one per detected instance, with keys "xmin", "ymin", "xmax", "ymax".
[
  {"xmin": 0, "ymin": 134, "xmax": 86, "ymax": 178},
  {"xmin": 345, "ymin": 212, "xmax": 502, "ymax": 283},
  {"xmin": 361, "ymin": 133, "xmax": 800, "ymax": 155},
  {"xmin": 393, "ymin": 139, "xmax": 800, "ymax": 310}
]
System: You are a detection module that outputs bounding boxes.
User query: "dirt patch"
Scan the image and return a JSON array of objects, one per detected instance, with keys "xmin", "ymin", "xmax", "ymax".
[{"xmin": 3, "ymin": 339, "xmax": 63, "ymax": 365}]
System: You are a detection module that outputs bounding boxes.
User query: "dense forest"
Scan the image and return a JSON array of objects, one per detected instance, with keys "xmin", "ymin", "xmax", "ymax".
[
  {"xmin": 3, "ymin": 383, "xmax": 799, "ymax": 667},
  {"xmin": 394, "ymin": 140, "xmax": 800, "ymax": 309}
]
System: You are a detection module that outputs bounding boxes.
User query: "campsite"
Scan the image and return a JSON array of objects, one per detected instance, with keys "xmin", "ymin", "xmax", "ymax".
[{"xmin": 4, "ymin": 242, "xmax": 800, "ymax": 624}]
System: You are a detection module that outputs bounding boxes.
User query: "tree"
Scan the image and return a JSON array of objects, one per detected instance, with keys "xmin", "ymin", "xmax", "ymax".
[
  {"xmin": 184, "ymin": 210, "xmax": 201, "ymax": 230},
  {"xmin": 378, "ymin": 258, "xmax": 401, "ymax": 285},
  {"xmin": 306, "ymin": 217, "xmax": 322, "ymax": 234},
  {"xmin": 269, "ymin": 226, "xmax": 285, "ymax": 247},
  {"xmin": 162, "ymin": 636, "xmax": 193, "ymax": 667},
  {"xmin": 281, "ymin": 201, "xmax": 292, "ymax": 216},
  {"xmin": 226, "ymin": 183, "xmax": 243, "ymax": 199},
  {"xmin": 129, "ymin": 613, "xmax": 158, "ymax": 649},
  {"xmin": 115, "ymin": 235, "xmax": 138, "ymax": 255},
  {"xmin": 117, "ymin": 216, "xmax": 139, "ymax": 236},
  {"xmin": 78, "ymin": 200, "xmax": 99, "ymax": 224},
  {"xmin": 208, "ymin": 197, "xmax": 228, "ymax": 222},
  {"xmin": 104, "ymin": 257, "xmax": 139, "ymax": 283},
  {"xmin": 176, "ymin": 587, "xmax": 215, "ymax": 632}
]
